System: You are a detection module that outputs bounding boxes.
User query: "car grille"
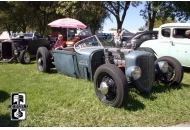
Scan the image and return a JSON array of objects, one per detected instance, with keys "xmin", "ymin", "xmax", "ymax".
[{"xmin": 135, "ymin": 55, "xmax": 155, "ymax": 91}]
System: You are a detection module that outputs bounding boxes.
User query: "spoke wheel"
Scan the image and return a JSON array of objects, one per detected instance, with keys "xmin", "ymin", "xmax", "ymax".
[
  {"xmin": 155, "ymin": 56, "xmax": 183, "ymax": 86},
  {"xmin": 94, "ymin": 64, "xmax": 128, "ymax": 108}
]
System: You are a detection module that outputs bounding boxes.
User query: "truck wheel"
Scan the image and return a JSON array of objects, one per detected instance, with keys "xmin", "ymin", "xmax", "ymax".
[
  {"xmin": 94, "ymin": 64, "xmax": 129, "ymax": 108},
  {"xmin": 36, "ymin": 47, "xmax": 51, "ymax": 73},
  {"xmin": 155, "ymin": 56, "xmax": 183, "ymax": 86},
  {"xmin": 19, "ymin": 50, "xmax": 31, "ymax": 64},
  {"xmin": 138, "ymin": 47, "xmax": 157, "ymax": 61}
]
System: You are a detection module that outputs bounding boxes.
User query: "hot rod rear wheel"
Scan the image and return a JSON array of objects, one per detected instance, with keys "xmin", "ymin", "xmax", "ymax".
[
  {"xmin": 36, "ymin": 47, "xmax": 51, "ymax": 73},
  {"xmin": 155, "ymin": 56, "xmax": 183, "ymax": 86},
  {"xmin": 94, "ymin": 64, "xmax": 129, "ymax": 108},
  {"xmin": 0, "ymin": 51, "xmax": 2, "ymax": 60},
  {"xmin": 19, "ymin": 50, "xmax": 31, "ymax": 64}
]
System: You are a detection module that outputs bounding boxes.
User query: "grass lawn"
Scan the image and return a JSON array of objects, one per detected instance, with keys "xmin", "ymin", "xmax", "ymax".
[{"xmin": 0, "ymin": 61, "xmax": 190, "ymax": 127}]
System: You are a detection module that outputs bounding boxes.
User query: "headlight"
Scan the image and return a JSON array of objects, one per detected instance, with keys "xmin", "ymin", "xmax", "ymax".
[
  {"xmin": 14, "ymin": 50, "xmax": 18, "ymax": 55},
  {"xmin": 126, "ymin": 66, "xmax": 142, "ymax": 80},
  {"xmin": 156, "ymin": 61, "xmax": 168, "ymax": 73}
]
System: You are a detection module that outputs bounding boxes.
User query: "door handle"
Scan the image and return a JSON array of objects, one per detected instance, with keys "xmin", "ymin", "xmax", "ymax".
[{"xmin": 170, "ymin": 41, "xmax": 174, "ymax": 46}]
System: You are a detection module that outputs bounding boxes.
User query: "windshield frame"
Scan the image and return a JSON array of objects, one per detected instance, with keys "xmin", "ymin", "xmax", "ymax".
[{"xmin": 74, "ymin": 35, "xmax": 104, "ymax": 53}]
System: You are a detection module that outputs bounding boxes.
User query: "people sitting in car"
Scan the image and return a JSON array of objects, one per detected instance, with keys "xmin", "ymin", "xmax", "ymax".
[
  {"xmin": 54, "ymin": 35, "xmax": 67, "ymax": 50},
  {"xmin": 185, "ymin": 30, "xmax": 190, "ymax": 39}
]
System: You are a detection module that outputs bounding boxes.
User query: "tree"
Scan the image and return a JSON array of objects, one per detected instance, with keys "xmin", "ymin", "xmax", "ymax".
[
  {"xmin": 56, "ymin": 1, "xmax": 109, "ymax": 34},
  {"xmin": 26, "ymin": 1, "xmax": 61, "ymax": 37},
  {"xmin": 102, "ymin": 1, "xmax": 141, "ymax": 30},
  {"xmin": 138, "ymin": 26, "xmax": 147, "ymax": 31},
  {"xmin": 102, "ymin": 1, "xmax": 130, "ymax": 30},
  {"xmin": 140, "ymin": 1, "xmax": 175, "ymax": 31},
  {"xmin": 9, "ymin": 1, "xmax": 35, "ymax": 33},
  {"xmin": 145, "ymin": 17, "xmax": 177, "ymax": 29},
  {"xmin": 0, "ymin": 2, "xmax": 19, "ymax": 34},
  {"xmin": 172, "ymin": 1, "xmax": 190, "ymax": 21}
]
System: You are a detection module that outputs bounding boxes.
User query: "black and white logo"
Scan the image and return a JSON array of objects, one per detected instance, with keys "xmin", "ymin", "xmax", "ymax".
[{"xmin": 9, "ymin": 92, "xmax": 28, "ymax": 120}]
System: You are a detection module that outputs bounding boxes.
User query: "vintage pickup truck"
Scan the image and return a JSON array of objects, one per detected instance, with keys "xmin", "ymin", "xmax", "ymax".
[
  {"xmin": 36, "ymin": 35, "xmax": 183, "ymax": 108},
  {"xmin": 140, "ymin": 23, "xmax": 190, "ymax": 68}
]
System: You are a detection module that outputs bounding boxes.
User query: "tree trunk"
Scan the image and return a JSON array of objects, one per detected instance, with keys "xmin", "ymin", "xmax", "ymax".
[
  {"xmin": 148, "ymin": 10, "xmax": 157, "ymax": 31},
  {"xmin": 5, "ymin": 24, "xmax": 11, "ymax": 35},
  {"xmin": 149, "ymin": 21, "xmax": 154, "ymax": 31},
  {"xmin": 117, "ymin": 19, "xmax": 122, "ymax": 30},
  {"xmin": 90, "ymin": 27, "xmax": 96, "ymax": 35}
]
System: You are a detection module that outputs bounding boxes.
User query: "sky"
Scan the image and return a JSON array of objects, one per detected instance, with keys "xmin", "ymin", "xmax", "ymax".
[
  {"xmin": 103, "ymin": 2, "xmax": 146, "ymax": 33},
  {"xmin": 103, "ymin": 2, "xmax": 190, "ymax": 33}
]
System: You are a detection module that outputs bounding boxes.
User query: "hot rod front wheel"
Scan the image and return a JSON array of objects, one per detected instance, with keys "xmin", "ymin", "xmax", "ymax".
[
  {"xmin": 94, "ymin": 64, "xmax": 129, "ymax": 108},
  {"xmin": 36, "ymin": 47, "xmax": 51, "ymax": 73},
  {"xmin": 155, "ymin": 56, "xmax": 184, "ymax": 86},
  {"xmin": 19, "ymin": 50, "xmax": 31, "ymax": 64}
]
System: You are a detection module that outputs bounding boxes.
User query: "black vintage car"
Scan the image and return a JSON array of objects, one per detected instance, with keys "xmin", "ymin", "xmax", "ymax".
[
  {"xmin": 0, "ymin": 35, "xmax": 50, "ymax": 64},
  {"xmin": 123, "ymin": 31, "xmax": 158, "ymax": 49}
]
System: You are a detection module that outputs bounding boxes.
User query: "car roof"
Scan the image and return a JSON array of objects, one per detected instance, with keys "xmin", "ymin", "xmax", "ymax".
[
  {"xmin": 137, "ymin": 31, "xmax": 158, "ymax": 34},
  {"xmin": 160, "ymin": 23, "xmax": 190, "ymax": 28},
  {"xmin": 133, "ymin": 30, "xmax": 158, "ymax": 37}
]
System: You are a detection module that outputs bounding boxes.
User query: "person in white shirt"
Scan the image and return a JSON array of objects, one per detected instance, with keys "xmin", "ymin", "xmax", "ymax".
[{"xmin": 114, "ymin": 29, "xmax": 122, "ymax": 47}]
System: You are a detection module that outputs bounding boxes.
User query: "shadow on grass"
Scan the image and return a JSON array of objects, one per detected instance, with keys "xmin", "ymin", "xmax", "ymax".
[
  {"xmin": 123, "ymin": 81, "xmax": 190, "ymax": 111},
  {"xmin": 0, "ymin": 114, "xmax": 20, "ymax": 127},
  {"xmin": 138, "ymin": 82, "xmax": 190, "ymax": 100},
  {"xmin": 49, "ymin": 69, "xmax": 57, "ymax": 74},
  {"xmin": 0, "ymin": 91, "xmax": 19, "ymax": 126},
  {"xmin": 181, "ymin": 83, "xmax": 190, "ymax": 88},
  {"xmin": 183, "ymin": 67, "xmax": 190, "ymax": 73},
  {"xmin": 124, "ymin": 95, "xmax": 145, "ymax": 111},
  {"xmin": 130, "ymin": 82, "xmax": 189, "ymax": 102},
  {"xmin": 23, "ymin": 61, "xmax": 35, "ymax": 65},
  {"xmin": 0, "ymin": 90, "xmax": 9, "ymax": 103}
]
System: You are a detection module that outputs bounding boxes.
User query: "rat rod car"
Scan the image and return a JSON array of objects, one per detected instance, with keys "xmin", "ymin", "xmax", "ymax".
[
  {"xmin": 36, "ymin": 35, "xmax": 183, "ymax": 108},
  {"xmin": 0, "ymin": 34, "xmax": 50, "ymax": 64}
]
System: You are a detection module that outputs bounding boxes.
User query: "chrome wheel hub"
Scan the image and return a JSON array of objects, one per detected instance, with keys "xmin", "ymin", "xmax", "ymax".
[
  {"xmin": 24, "ymin": 52, "xmax": 30, "ymax": 63},
  {"xmin": 38, "ymin": 58, "xmax": 43, "ymax": 65},
  {"xmin": 98, "ymin": 81, "xmax": 109, "ymax": 95}
]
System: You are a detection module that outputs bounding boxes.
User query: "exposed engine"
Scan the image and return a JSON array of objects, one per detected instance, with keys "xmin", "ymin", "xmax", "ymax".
[{"xmin": 104, "ymin": 48, "xmax": 134, "ymax": 67}]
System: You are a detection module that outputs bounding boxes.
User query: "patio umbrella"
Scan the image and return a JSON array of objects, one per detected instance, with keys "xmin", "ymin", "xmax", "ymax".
[{"xmin": 48, "ymin": 18, "xmax": 87, "ymax": 40}]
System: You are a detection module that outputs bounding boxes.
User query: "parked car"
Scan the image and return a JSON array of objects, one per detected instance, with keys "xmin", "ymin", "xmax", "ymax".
[
  {"xmin": 0, "ymin": 34, "xmax": 49, "ymax": 64},
  {"xmin": 11, "ymin": 33, "xmax": 42, "ymax": 39},
  {"xmin": 123, "ymin": 31, "xmax": 158, "ymax": 49},
  {"xmin": 140, "ymin": 23, "xmax": 190, "ymax": 68},
  {"xmin": 36, "ymin": 35, "xmax": 183, "ymax": 108}
]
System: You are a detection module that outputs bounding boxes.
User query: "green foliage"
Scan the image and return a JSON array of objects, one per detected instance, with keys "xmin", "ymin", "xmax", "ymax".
[
  {"xmin": 140, "ymin": 1, "xmax": 175, "ymax": 31},
  {"xmin": 172, "ymin": 1, "xmax": 190, "ymax": 21},
  {"xmin": 0, "ymin": 1, "xmax": 63, "ymax": 36},
  {"xmin": 25, "ymin": 1, "xmax": 61, "ymax": 37},
  {"xmin": 56, "ymin": 1, "xmax": 109, "ymax": 34},
  {"xmin": 140, "ymin": 1, "xmax": 190, "ymax": 31},
  {"xmin": 144, "ymin": 17, "xmax": 177, "ymax": 29}
]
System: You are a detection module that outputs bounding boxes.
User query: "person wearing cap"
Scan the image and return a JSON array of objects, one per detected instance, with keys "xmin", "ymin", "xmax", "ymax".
[{"xmin": 54, "ymin": 34, "xmax": 67, "ymax": 50}]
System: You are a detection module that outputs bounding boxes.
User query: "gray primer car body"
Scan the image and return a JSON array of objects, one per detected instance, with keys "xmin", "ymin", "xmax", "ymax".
[
  {"xmin": 52, "ymin": 36, "xmax": 154, "ymax": 92},
  {"xmin": 36, "ymin": 35, "xmax": 176, "ymax": 107}
]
